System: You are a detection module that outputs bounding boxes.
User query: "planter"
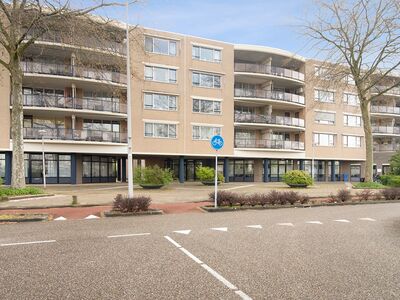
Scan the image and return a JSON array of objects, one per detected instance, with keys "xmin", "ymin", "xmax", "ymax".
[
  {"xmin": 103, "ymin": 209, "xmax": 163, "ymax": 217},
  {"xmin": 287, "ymin": 184, "xmax": 308, "ymax": 188},
  {"xmin": 0, "ymin": 213, "xmax": 49, "ymax": 223},
  {"xmin": 201, "ymin": 181, "xmax": 222, "ymax": 186},
  {"xmin": 139, "ymin": 184, "xmax": 164, "ymax": 189}
]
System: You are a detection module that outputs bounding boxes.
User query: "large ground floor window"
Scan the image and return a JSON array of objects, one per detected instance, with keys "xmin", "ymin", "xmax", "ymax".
[
  {"xmin": 25, "ymin": 153, "xmax": 72, "ymax": 184},
  {"xmin": 229, "ymin": 160, "xmax": 254, "ymax": 182},
  {"xmin": 82, "ymin": 155, "xmax": 117, "ymax": 183},
  {"xmin": 0, "ymin": 153, "xmax": 5, "ymax": 181}
]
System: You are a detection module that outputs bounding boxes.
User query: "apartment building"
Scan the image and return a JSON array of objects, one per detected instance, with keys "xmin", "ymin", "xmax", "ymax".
[{"xmin": 0, "ymin": 23, "xmax": 398, "ymax": 185}]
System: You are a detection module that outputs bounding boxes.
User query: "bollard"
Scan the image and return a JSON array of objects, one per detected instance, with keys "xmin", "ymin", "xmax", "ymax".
[{"xmin": 72, "ymin": 195, "xmax": 78, "ymax": 206}]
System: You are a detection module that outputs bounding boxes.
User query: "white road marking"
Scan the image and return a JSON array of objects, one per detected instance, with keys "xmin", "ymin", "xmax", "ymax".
[
  {"xmin": 277, "ymin": 223, "xmax": 294, "ymax": 227},
  {"xmin": 107, "ymin": 233, "xmax": 151, "ymax": 238},
  {"xmin": 334, "ymin": 219, "xmax": 351, "ymax": 223},
  {"xmin": 164, "ymin": 236, "xmax": 252, "ymax": 300},
  {"xmin": 358, "ymin": 217, "xmax": 376, "ymax": 222},
  {"xmin": 84, "ymin": 215, "xmax": 100, "ymax": 220},
  {"xmin": 54, "ymin": 216, "xmax": 67, "ymax": 221},
  {"xmin": 0, "ymin": 240, "xmax": 56, "ymax": 247},
  {"xmin": 222, "ymin": 184, "xmax": 255, "ymax": 191},
  {"xmin": 246, "ymin": 225, "xmax": 262, "ymax": 229},
  {"xmin": 306, "ymin": 221, "xmax": 323, "ymax": 225},
  {"xmin": 173, "ymin": 230, "xmax": 191, "ymax": 235},
  {"xmin": 211, "ymin": 227, "xmax": 228, "ymax": 232}
]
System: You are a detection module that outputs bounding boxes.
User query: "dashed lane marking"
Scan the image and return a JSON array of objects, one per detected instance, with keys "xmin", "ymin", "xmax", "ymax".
[
  {"xmin": 173, "ymin": 230, "xmax": 192, "ymax": 235},
  {"xmin": 277, "ymin": 223, "xmax": 294, "ymax": 227},
  {"xmin": 305, "ymin": 221, "xmax": 323, "ymax": 225},
  {"xmin": 164, "ymin": 236, "xmax": 252, "ymax": 300},
  {"xmin": 0, "ymin": 240, "xmax": 56, "ymax": 247},
  {"xmin": 334, "ymin": 219, "xmax": 351, "ymax": 223},
  {"xmin": 358, "ymin": 218, "xmax": 376, "ymax": 222},
  {"xmin": 107, "ymin": 233, "xmax": 151, "ymax": 238},
  {"xmin": 246, "ymin": 225, "xmax": 262, "ymax": 229},
  {"xmin": 211, "ymin": 227, "xmax": 228, "ymax": 232}
]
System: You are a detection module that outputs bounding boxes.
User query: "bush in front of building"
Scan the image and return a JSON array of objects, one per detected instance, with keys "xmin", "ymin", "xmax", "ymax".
[
  {"xmin": 379, "ymin": 188, "xmax": 400, "ymax": 201},
  {"xmin": 0, "ymin": 186, "xmax": 43, "ymax": 197},
  {"xmin": 389, "ymin": 151, "xmax": 400, "ymax": 175},
  {"xmin": 112, "ymin": 194, "xmax": 151, "ymax": 212},
  {"xmin": 282, "ymin": 170, "xmax": 313, "ymax": 188},
  {"xmin": 196, "ymin": 166, "xmax": 224, "ymax": 184},
  {"xmin": 134, "ymin": 165, "xmax": 173, "ymax": 187},
  {"xmin": 379, "ymin": 175, "xmax": 400, "ymax": 187}
]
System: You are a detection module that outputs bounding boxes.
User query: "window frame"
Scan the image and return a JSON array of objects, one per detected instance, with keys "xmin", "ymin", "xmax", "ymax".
[
  {"xmin": 314, "ymin": 111, "xmax": 336, "ymax": 125},
  {"xmin": 343, "ymin": 135, "xmax": 362, "ymax": 148},
  {"xmin": 192, "ymin": 98, "xmax": 222, "ymax": 115},
  {"xmin": 144, "ymin": 92, "xmax": 178, "ymax": 111},
  {"xmin": 144, "ymin": 122, "xmax": 177, "ymax": 139},
  {"xmin": 314, "ymin": 89, "xmax": 335, "ymax": 103},
  {"xmin": 343, "ymin": 114, "xmax": 362, "ymax": 127},
  {"xmin": 192, "ymin": 45, "xmax": 222, "ymax": 63},
  {"xmin": 313, "ymin": 133, "xmax": 335, "ymax": 147},
  {"xmin": 192, "ymin": 125, "xmax": 222, "ymax": 140},
  {"xmin": 192, "ymin": 71, "xmax": 222, "ymax": 88},
  {"xmin": 144, "ymin": 65, "xmax": 177, "ymax": 84},
  {"xmin": 144, "ymin": 36, "xmax": 177, "ymax": 56}
]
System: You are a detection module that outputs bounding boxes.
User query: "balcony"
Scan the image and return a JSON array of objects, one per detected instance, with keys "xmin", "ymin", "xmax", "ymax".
[
  {"xmin": 373, "ymin": 143, "xmax": 400, "ymax": 152},
  {"xmin": 373, "ymin": 85, "xmax": 400, "ymax": 96},
  {"xmin": 234, "ymin": 63, "xmax": 304, "ymax": 82},
  {"xmin": 234, "ymin": 88, "xmax": 305, "ymax": 105},
  {"xmin": 235, "ymin": 139, "xmax": 305, "ymax": 150},
  {"xmin": 24, "ymin": 128, "xmax": 127, "ymax": 143},
  {"xmin": 372, "ymin": 125, "xmax": 400, "ymax": 134},
  {"xmin": 234, "ymin": 113, "xmax": 305, "ymax": 128},
  {"xmin": 23, "ymin": 94, "xmax": 127, "ymax": 114},
  {"xmin": 21, "ymin": 61, "xmax": 127, "ymax": 85},
  {"xmin": 371, "ymin": 105, "xmax": 400, "ymax": 115}
]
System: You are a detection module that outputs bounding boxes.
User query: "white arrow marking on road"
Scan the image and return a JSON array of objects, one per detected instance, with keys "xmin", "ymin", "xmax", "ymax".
[
  {"xmin": 246, "ymin": 225, "xmax": 262, "ymax": 229},
  {"xmin": 306, "ymin": 221, "xmax": 323, "ymax": 225},
  {"xmin": 277, "ymin": 223, "xmax": 294, "ymax": 227},
  {"xmin": 173, "ymin": 230, "xmax": 191, "ymax": 235},
  {"xmin": 334, "ymin": 219, "xmax": 351, "ymax": 223},
  {"xmin": 211, "ymin": 227, "xmax": 228, "ymax": 232},
  {"xmin": 84, "ymin": 215, "xmax": 100, "ymax": 220},
  {"xmin": 54, "ymin": 216, "xmax": 67, "ymax": 221},
  {"xmin": 358, "ymin": 217, "xmax": 376, "ymax": 222}
]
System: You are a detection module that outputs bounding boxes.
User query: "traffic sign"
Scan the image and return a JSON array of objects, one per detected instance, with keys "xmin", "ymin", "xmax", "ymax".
[{"xmin": 210, "ymin": 135, "xmax": 224, "ymax": 151}]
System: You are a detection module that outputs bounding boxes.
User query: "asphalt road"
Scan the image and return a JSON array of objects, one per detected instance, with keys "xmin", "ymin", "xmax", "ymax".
[{"xmin": 1, "ymin": 203, "xmax": 400, "ymax": 299}]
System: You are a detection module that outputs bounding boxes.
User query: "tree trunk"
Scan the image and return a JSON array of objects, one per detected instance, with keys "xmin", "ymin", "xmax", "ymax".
[
  {"xmin": 360, "ymin": 100, "xmax": 373, "ymax": 182},
  {"xmin": 10, "ymin": 58, "xmax": 25, "ymax": 188}
]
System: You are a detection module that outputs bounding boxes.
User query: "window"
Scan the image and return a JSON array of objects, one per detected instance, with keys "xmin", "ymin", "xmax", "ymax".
[
  {"xmin": 192, "ymin": 45, "xmax": 221, "ymax": 62},
  {"xmin": 144, "ymin": 36, "xmax": 177, "ymax": 56},
  {"xmin": 313, "ymin": 133, "xmax": 335, "ymax": 146},
  {"xmin": 144, "ymin": 93, "xmax": 177, "ymax": 111},
  {"xmin": 192, "ymin": 72, "xmax": 221, "ymax": 88},
  {"xmin": 144, "ymin": 122, "xmax": 177, "ymax": 138},
  {"xmin": 314, "ymin": 66, "xmax": 331, "ymax": 79},
  {"xmin": 343, "ymin": 93, "xmax": 360, "ymax": 106},
  {"xmin": 344, "ymin": 114, "xmax": 361, "ymax": 127},
  {"xmin": 59, "ymin": 155, "xmax": 71, "ymax": 178},
  {"xmin": 83, "ymin": 120, "xmax": 120, "ymax": 132},
  {"xmin": 145, "ymin": 66, "xmax": 177, "ymax": 83},
  {"xmin": 315, "ymin": 111, "xmax": 335, "ymax": 125},
  {"xmin": 0, "ymin": 153, "xmax": 5, "ymax": 179},
  {"xmin": 314, "ymin": 89, "xmax": 334, "ymax": 103},
  {"xmin": 192, "ymin": 125, "xmax": 221, "ymax": 140},
  {"xmin": 345, "ymin": 74, "xmax": 355, "ymax": 85},
  {"xmin": 343, "ymin": 135, "xmax": 362, "ymax": 148},
  {"xmin": 192, "ymin": 98, "xmax": 221, "ymax": 114}
]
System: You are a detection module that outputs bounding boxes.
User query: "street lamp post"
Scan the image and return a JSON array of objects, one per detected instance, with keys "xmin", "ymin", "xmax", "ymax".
[{"xmin": 38, "ymin": 130, "xmax": 46, "ymax": 189}]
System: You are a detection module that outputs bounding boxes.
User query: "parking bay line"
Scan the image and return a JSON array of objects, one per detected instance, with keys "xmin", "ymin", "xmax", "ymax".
[
  {"xmin": 164, "ymin": 236, "xmax": 252, "ymax": 300},
  {"xmin": 0, "ymin": 240, "xmax": 56, "ymax": 247},
  {"xmin": 107, "ymin": 233, "xmax": 151, "ymax": 238}
]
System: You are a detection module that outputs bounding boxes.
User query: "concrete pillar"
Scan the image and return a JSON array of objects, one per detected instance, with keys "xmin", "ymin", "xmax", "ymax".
[
  {"xmin": 179, "ymin": 156, "xmax": 185, "ymax": 183},
  {"xmin": 71, "ymin": 53, "xmax": 76, "ymax": 76},
  {"xmin": 71, "ymin": 154, "xmax": 77, "ymax": 184},
  {"xmin": 330, "ymin": 160, "xmax": 336, "ymax": 182},
  {"xmin": 71, "ymin": 115, "xmax": 76, "ymax": 130},
  {"xmin": 121, "ymin": 157, "xmax": 127, "ymax": 182},
  {"xmin": 263, "ymin": 159, "xmax": 269, "ymax": 182},
  {"xmin": 223, "ymin": 157, "xmax": 229, "ymax": 183},
  {"xmin": 71, "ymin": 83, "xmax": 76, "ymax": 108},
  {"xmin": 5, "ymin": 152, "xmax": 12, "ymax": 185},
  {"xmin": 254, "ymin": 159, "xmax": 263, "ymax": 182}
]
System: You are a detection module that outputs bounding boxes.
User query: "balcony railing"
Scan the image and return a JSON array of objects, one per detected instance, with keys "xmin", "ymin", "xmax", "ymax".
[
  {"xmin": 373, "ymin": 144, "xmax": 400, "ymax": 152},
  {"xmin": 234, "ymin": 113, "xmax": 305, "ymax": 128},
  {"xmin": 21, "ymin": 61, "xmax": 127, "ymax": 85},
  {"xmin": 23, "ymin": 94, "xmax": 127, "ymax": 114},
  {"xmin": 234, "ymin": 63, "xmax": 305, "ymax": 82},
  {"xmin": 24, "ymin": 128, "xmax": 127, "ymax": 143},
  {"xmin": 371, "ymin": 105, "xmax": 400, "ymax": 115},
  {"xmin": 27, "ymin": 30, "xmax": 126, "ymax": 55},
  {"xmin": 373, "ymin": 85, "xmax": 400, "ymax": 96},
  {"xmin": 234, "ymin": 88, "xmax": 305, "ymax": 105},
  {"xmin": 372, "ymin": 125, "xmax": 400, "ymax": 134},
  {"xmin": 235, "ymin": 139, "xmax": 305, "ymax": 150}
]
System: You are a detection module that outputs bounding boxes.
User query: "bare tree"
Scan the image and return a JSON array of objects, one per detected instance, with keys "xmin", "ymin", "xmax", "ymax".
[
  {"xmin": 305, "ymin": 0, "xmax": 400, "ymax": 182},
  {"xmin": 0, "ymin": 0, "xmax": 124, "ymax": 188}
]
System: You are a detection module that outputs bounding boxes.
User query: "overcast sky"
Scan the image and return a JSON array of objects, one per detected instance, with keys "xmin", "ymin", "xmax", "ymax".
[{"xmin": 99, "ymin": 0, "xmax": 317, "ymax": 58}]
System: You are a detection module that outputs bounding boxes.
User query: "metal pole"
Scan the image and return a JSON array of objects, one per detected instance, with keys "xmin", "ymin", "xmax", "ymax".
[
  {"xmin": 214, "ymin": 151, "xmax": 218, "ymax": 208},
  {"xmin": 311, "ymin": 143, "xmax": 315, "ymax": 180},
  {"xmin": 42, "ymin": 137, "xmax": 46, "ymax": 189},
  {"xmin": 126, "ymin": 0, "xmax": 134, "ymax": 199}
]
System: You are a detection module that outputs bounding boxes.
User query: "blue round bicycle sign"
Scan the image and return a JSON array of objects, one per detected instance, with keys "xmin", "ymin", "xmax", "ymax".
[{"xmin": 211, "ymin": 135, "xmax": 224, "ymax": 151}]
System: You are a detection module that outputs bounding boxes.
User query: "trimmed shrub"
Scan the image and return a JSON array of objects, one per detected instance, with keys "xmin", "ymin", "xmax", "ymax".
[
  {"xmin": 336, "ymin": 189, "xmax": 352, "ymax": 202},
  {"xmin": 299, "ymin": 194, "xmax": 310, "ymax": 204},
  {"xmin": 282, "ymin": 170, "xmax": 313, "ymax": 187},
  {"xmin": 353, "ymin": 182, "xmax": 385, "ymax": 189},
  {"xmin": 379, "ymin": 175, "xmax": 400, "ymax": 187},
  {"xmin": 196, "ymin": 166, "xmax": 224, "ymax": 182},
  {"xmin": 113, "ymin": 194, "xmax": 151, "ymax": 212},
  {"xmin": 209, "ymin": 191, "xmax": 238, "ymax": 206},
  {"xmin": 0, "ymin": 186, "xmax": 43, "ymax": 197},
  {"xmin": 356, "ymin": 189, "xmax": 374, "ymax": 201},
  {"xmin": 379, "ymin": 188, "xmax": 400, "ymax": 200},
  {"xmin": 267, "ymin": 190, "xmax": 281, "ymax": 205},
  {"xmin": 328, "ymin": 193, "xmax": 337, "ymax": 203},
  {"xmin": 134, "ymin": 165, "xmax": 173, "ymax": 186}
]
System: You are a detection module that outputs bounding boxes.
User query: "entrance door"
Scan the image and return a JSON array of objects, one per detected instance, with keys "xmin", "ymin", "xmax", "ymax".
[{"xmin": 31, "ymin": 160, "xmax": 43, "ymax": 184}]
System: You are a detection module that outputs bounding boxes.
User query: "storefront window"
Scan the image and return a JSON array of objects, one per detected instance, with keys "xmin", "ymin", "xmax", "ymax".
[{"xmin": 0, "ymin": 154, "xmax": 5, "ymax": 179}]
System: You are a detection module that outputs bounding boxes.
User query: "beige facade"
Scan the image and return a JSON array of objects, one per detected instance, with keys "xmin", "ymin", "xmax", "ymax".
[{"xmin": 1, "ymin": 23, "xmax": 399, "ymax": 184}]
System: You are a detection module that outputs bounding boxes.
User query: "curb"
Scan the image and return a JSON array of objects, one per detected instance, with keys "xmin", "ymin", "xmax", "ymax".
[
  {"xmin": 1, "ymin": 194, "xmax": 55, "ymax": 202},
  {"xmin": 103, "ymin": 209, "xmax": 164, "ymax": 217},
  {"xmin": 0, "ymin": 203, "xmax": 112, "ymax": 210},
  {"xmin": 0, "ymin": 214, "xmax": 49, "ymax": 223}
]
